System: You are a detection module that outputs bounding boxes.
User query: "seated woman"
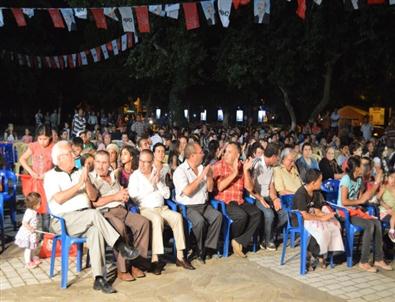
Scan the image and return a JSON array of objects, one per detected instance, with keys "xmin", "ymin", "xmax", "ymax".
[
  {"xmin": 338, "ymin": 156, "xmax": 392, "ymax": 272},
  {"xmin": 293, "ymin": 169, "xmax": 344, "ymax": 270},
  {"xmin": 319, "ymin": 147, "xmax": 344, "ymax": 181},
  {"xmin": 376, "ymin": 169, "xmax": 395, "ymax": 243}
]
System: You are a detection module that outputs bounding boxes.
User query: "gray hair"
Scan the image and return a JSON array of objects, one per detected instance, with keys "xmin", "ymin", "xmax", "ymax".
[
  {"xmin": 280, "ymin": 147, "xmax": 296, "ymax": 162},
  {"xmin": 51, "ymin": 140, "xmax": 71, "ymax": 166},
  {"xmin": 184, "ymin": 142, "xmax": 199, "ymax": 159}
]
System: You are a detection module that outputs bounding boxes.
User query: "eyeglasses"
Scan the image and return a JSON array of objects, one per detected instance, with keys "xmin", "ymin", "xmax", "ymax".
[{"xmin": 139, "ymin": 159, "xmax": 152, "ymax": 164}]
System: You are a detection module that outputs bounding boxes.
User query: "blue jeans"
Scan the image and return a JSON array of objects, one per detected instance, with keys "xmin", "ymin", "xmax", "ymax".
[{"xmin": 256, "ymin": 197, "xmax": 288, "ymax": 244}]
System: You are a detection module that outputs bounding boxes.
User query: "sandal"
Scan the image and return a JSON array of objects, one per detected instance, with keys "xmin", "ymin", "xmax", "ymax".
[
  {"xmin": 358, "ymin": 263, "xmax": 378, "ymax": 273},
  {"xmin": 32, "ymin": 256, "xmax": 42, "ymax": 265}
]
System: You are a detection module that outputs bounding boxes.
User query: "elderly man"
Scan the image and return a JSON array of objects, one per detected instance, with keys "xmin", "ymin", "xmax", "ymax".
[
  {"xmin": 212, "ymin": 142, "xmax": 261, "ymax": 258},
  {"xmin": 44, "ymin": 141, "xmax": 139, "ymax": 294},
  {"xmin": 128, "ymin": 149, "xmax": 194, "ymax": 274},
  {"xmin": 90, "ymin": 150, "xmax": 150, "ymax": 282},
  {"xmin": 273, "ymin": 148, "xmax": 303, "ymax": 196},
  {"xmin": 173, "ymin": 143, "xmax": 222, "ymax": 263},
  {"xmin": 295, "ymin": 143, "xmax": 320, "ymax": 183},
  {"xmin": 251, "ymin": 143, "xmax": 287, "ymax": 251}
]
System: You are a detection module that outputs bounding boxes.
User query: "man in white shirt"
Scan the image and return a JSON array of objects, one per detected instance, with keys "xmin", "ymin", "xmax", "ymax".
[
  {"xmin": 128, "ymin": 149, "xmax": 195, "ymax": 274},
  {"xmin": 90, "ymin": 150, "xmax": 149, "ymax": 282},
  {"xmin": 173, "ymin": 143, "xmax": 222, "ymax": 263},
  {"xmin": 44, "ymin": 141, "xmax": 139, "ymax": 294}
]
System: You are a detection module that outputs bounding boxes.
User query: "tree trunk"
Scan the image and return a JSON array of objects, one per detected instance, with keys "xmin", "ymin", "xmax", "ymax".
[{"xmin": 278, "ymin": 85, "xmax": 296, "ymax": 131}]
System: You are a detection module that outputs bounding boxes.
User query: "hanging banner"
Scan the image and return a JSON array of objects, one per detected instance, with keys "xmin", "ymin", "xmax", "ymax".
[
  {"xmin": 218, "ymin": 0, "xmax": 232, "ymax": 28},
  {"xmin": 48, "ymin": 8, "xmax": 66, "ymax": 28},
  {"xmin": 135, "ymin": 6, "xmax": 150, "ymax": 33},
  {"xmin": 165, "ymin": 4, "xmax": 180, "ymax": 19},
  {"xmin": 101, "ymin": 44, "xmax": 110, "ymax": 60},
  {"xmin": 60, "ymin": 8, "xmax": 76, "ymax": 31},
  {"xmin": 74, "ymin": 8, "xmax": 87, "ymax": 19},
  {"xmin": 296, "ymin": 0, "xmax": 306, "ymax": 20},
  {"xmin": 183, "ymin": 3, "xmax": 200, "ymax": 30},
  {"xmin": 11, "ymin": 8, "xmax": 27, "ymax": 27},
  {"xmin": 201, "ymin": 0, "xmax": 216, "ymax": 26},
  {"xmin": 22, "ymin": 8, "xmax": 35, "ymax": 18},
  {"xmin": 104, "ymin": 7, "xmax": 119, "ymax": 21},
  {"xmin": 149, "ymin": 5, "xmax": 166, "ymax": 17},
  {"xmin": 90, "ymin": 8, "xmax": 108, "ymax": 29}
]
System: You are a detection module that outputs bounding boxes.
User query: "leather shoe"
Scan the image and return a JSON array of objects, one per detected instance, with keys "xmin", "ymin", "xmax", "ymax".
[
  {"xmin": 116, "ymin": 242, "xmax": 140, "ymax": 260},
  {"xmin": 93, "ymin": 277, "xmax": 117, "ymax": 294},
  {"xmin": 149, "ymin": 261, "xmax": 163, "ymax": 275},
  {"xmin": 131, "ymin": 266, "xmax": 146, "ymax": 278},
  {"xmin": 197, "ymin": 255, "xmax": 206, "ymax": 264},
  {"xmin": 117, "ymin": 271, "xmax": 135, "ymax": 282},
  {"xmin": 176, "ymin": 257, "xmax": 195, "ymax": 270}
]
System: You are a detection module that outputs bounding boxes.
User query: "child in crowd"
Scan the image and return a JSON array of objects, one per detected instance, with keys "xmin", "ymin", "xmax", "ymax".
[
  {"xmin": 14, "ymin": 192, "xmax": 42, "ymax": 269},
  {"xmin": 71, "ymin": 136, "xmax": 84, "ymax": 169}
]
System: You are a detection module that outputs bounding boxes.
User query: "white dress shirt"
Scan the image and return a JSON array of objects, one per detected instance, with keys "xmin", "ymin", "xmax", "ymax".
[{"xmin": 128, "ymin": 169, "xmax": 170, "ymax": 208}]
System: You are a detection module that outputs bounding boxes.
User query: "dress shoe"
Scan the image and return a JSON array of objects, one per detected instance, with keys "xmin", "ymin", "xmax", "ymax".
[
  {"xmin": 231, "ymin": 239, "xmax": 246, "ymax": 258},
  {"xmin": 196, "ymin": 255, "xmax": 206, "ymax": 264},
  {"xmin": 149, "ymin": 261, "xmax": 163, "ymax": 275},
  {"xmin": 116, "ymin": 242, "xmax": 140, "ymax": 260},
  {"xmin": 117, "ymin": 271, "xmax": 135, "ymax": 282},
  {"xmin": 176, "ymin": 257, "xmax": 195, "ymax": 270},
  {"xmin": 131, "ymin": 266, "xmax": 146, "ymax": 278},
  {"xmin": 93, "ymin": 276, "xmax": 117, "ymax": 294}
]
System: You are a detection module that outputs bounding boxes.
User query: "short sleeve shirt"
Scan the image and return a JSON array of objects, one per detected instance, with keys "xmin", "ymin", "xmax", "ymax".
[
  {"xmin": 337, "ymin": 174, "xmax": 362, "ymax": 206},
  {"xmin": 293, "ymin": 186, "xmax": 324, "ymax": 213},
  {"xmin": 29, "ymin": 142, "xmax": 54, "ymax": 175}
]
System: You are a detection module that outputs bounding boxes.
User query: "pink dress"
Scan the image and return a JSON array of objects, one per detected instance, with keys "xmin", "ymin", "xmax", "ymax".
[{"xmin": 14, "ymin": 209, "xmax": 38, "ymax": 249}]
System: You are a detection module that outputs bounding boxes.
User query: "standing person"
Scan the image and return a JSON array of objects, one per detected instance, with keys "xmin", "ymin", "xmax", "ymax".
[
  {"xmin": 360, "ymin": 116, "xmax": 374, "ymax": 141},
  {"xmin": 330, "ymin": 108, "xmax": 340, "ymax": 135},
  {"xmin": 88, "ymin": 111, "xmax": 98, "ymax": 130},
  {"xmin": 212, "ymin": 142, "xmax": 261, "ymax": 258},
  {"xmin": 34, "ymin": 109, "xmax": 43, "ymax": 128},
  {"xmin": 14, "ymin": 192, "xmax": 42, "ymax": 269},
  {"xmin": 50, "ymin": 110, "xmax": 58, "ymax": 130},
  {"xmin": 19, "ymin": 125, "xmax": 54, "ymax": 231},
  {"xmin": 72, "ymin": 108, "xmax": 86, "ymax": 138},
  {"xmin": 21, "ymin": 129, "xmax": 33, "ymax": 144},
  {"xmin": 384, "ymin": 116, "xmax": 395, "ymax": 149},
  {"xmin": 131, "ymin": 114, "xmax": 146, "ymax": 138},
  {"xmin": 173, "ymin": 143, "xmax": 222, "ymax": 262}
]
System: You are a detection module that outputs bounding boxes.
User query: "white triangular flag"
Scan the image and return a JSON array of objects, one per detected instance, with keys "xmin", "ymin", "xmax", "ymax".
[
  {"xmin": 74, "ymin": 8, "xmax": 87, "ymax": 19},
  {"xmin": 104, "ymin": 7, "xmax": 119, "ymax": 21},
  {"xmin": 313, "ymin": 0, "xmax": 322, "ymax": 4},
  {"xmin": 53, "ymin": 56, "xmax": 60, "ymax": 69},
  {"xmin": 149, "ymin": 5, "xmax": 166, "ymax": 17},
  {"xmin": 101, "ymin": 44, "xmax": 109, "ymax": 60},
  {"xmin": 165, "ymin": 4, "xmax": 180, "ymax": 19},
  {"xmin": 72, "ymin": 53, "xmax": 77, "ymax": 66},
  {"xmin": 25, "ymin": 55, "xmax": 31, "ymax": 68},
  {"xmin": 121, "ymin": 34, "xmax": 128, "ymax": 51},
  {"xmin": 0, "ymin": 9, "xmax": 4, "ymax": 27},
  {"xmin": 90, "ymin": 48, "xmax": 99, "ymax": 62},
  {"xmin": 22, "ymin": 8, "xmax": 35, "ymax": 18},
  {"xmin": 201, "ymin": 1, "xmax": 216, "ymax": 26},
  {"xmin": 18, "ymin": 54, "xmax": 24, "ymax": 66},
  {"xmin": 390, "ymin": 0, "xmax": 395, "ymax": 5},
  {"xmin": 218, "ymin": 0, "xmax": 232, "ymax": 28},
  {"xmin": 118, "ymin": 7, "xmax": 137, "ymax": 33},
  {"xmin": 63, "ymin": 55, "xmax": 68, "ymax": 68},
  {"xmin": 112, "ymin": 40, "xmax": 119, "ymax": 56},
  {"xmin": 60, "ymin": 8, "xmax": 76, "ymax": 31},
  {"xmin": 37, "ymin": 57, "xmax": 42, "ymax": 69},
  {"xmin": 45, "ymin": 57, "xmax": 51, "ymax": 68},
  {"xmin": 80, "ymin": 51, "xmax": 88, "ymax": 65}
]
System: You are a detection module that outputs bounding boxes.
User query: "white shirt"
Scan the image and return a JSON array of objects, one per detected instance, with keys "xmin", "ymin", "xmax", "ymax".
[
  {"xmin": 89, "ymin": 170, "xmax": 124, "ymax": 210},
  {"xmin": 128, "ymin": 169, "xmax": 170, "ymax": 208},
  {"xmin": 44, "ymin": 167, "xmax": 91, "ymax": 215},
  {"xmin": 150, "ymin": 134, "xmax": 163, "ymax": 148},
  {"xmin": 173, "ymin": 161, "xmax": 207, "ymax": 206},
  {"xmin": 252, "ymin": 156, "xmax": 273, "ymax": 197}
]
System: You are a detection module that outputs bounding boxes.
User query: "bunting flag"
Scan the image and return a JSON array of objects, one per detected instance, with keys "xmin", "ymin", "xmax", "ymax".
[
  {"xmin": 390, "ymin": 0, "xmax": 395, "ymax": 5},
  {"xmin": 22, "ymin": 8, "xmax": 35, "ymax": 18},
  {"xmin": 0, "ymin": 9, "xmax": 3, "ymax": 27},
  {"xmin": 37, "ymin": 56, "xmax": 42, "ymax": 69},
  {"xmin": 80, "ymin": 51, "xmax": 88, "ymax": 65},
  {"xmin": 254, "ymin": 0, "xmax": 270, "ymax": 24},
  {"xmin": 112, "ymin": 39, "xmax": 119, "ymax": 55},
  {"xmin": 44, "ymin": 56, "xmax": 51, "ymax": 68},
  {"xmin": 72, "ymin": 53, "xmax": 78, "ymax": 66},
  {"xmin": 74, "ymin": 8, "xmax": 87, "ymax": 19},
  {"xmin": 11, "ymin": 8, "xmax": 27, "ymax": 27},
  {"xmin": 368, "ymin": 0, "xmax": 385, "ymax": 4},
  {"xmin": 118, "ymin": 7, "xmax": 137, "ymax": 34},
  {"xmin": 183, "ymin": 3, "xmax": 200, "ymax": 30},
  {"xmin": 17, "ymin": 54, "xmax": 24, "ymax": 66},
  {"xmin": 344, "ymin": 0, "xmax": 362, "ymax": 10},
  {"xmin": 25, "ymin": 55, "xmax": 31, "ymax": 68},
  {"xmin": 90, "ymin": 8, "xmax": 108, "ymax": 29},
  {"xmin": 135, "ymin": 6, "xmax": 150, "ymax": 33},
  {"xmin": 95, "ymin": 47, "xmax": 102, "ymax": 61},
  {"xmin": 165, "ymin": 4, "xmax": 180, "ymax": 19},
  {"xmin": 104, "ymin": 7, "xmax": 119, "ymax": 21},
  {"xmin": 101, "ymin": 44, "xmax": 110, "ymax": 60},
  {"xmin": 53, "ymin": 56, "xmax": 60, "ymax": 69},
  {"xmin": 60, "ymin": 8, "xmax": 76, "ymax": 31},
  {"xmin": 90, "ymin": 48, "xmax": 99, "ymax": 62},
  {"xmin": 201, "ymin": 1, "xmax": 216, "ymax": 26},
  {"xmin": 313, "ymin": 0, "xmax": 323, "ymax": 4},
  {"xmin": 127, "ymin": 32, "xmax": 134, "ymax": 48},
  {"xmin": 218, "ymin": 0, "xmax": 232, "ymax": 27},
  {"xmin": 63, "ymin": 55, "xmax": 68, "ymax": 68},
  {"xmin": 296, "ymin": 0, "xmax": 306, "ymax": 20},
  {"xmin": 149, "ymin": 5, "xmax": 166, "ymax": 17},
  {"xmin": 58, "ymin": 56, "xmax": 64, "ymax": 69},
  {"xmin": 48, "ymin": 8, "xmax": 65, "ymax": 28},
  {"xmin": 121, "ymin": 34, "xmax": 128, "ymax": 51},
  {"xmin": 67, "ymin": 55, "xmax": 73, "ymax": 68}
]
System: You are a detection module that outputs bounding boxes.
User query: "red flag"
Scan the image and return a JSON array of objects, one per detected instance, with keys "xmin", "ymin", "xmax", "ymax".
[
  {"xmin": 127, "ymin": 32, "xmax": 134, "ymax": 48},
  {"xmin": 90, "ymin": 8, "xmax": 107, "ymax": 29},
  {"xmin": 182, "ymin": 3, "xmax": 200, "ymax": 31},
  {"xmin": 233, "ymin": 0, "xmax": 241, "ymax": 9},
  {"xmin": 48, "ymin": 8, "xmax": 65, "ymax": 28},
  {"xmin": 134, "ymin": 6, "xmax": 150, "ymax": 33},
  {"xmin": 117, "ymin": 39, "xmax": 121, "ymax": 51},
  {"xmin": 296, "ymin": 0, "xmax": 306, "ymax": 20},
  {"xmin": 95, "ymin": 47, "xmax": 102, "ymax": 61},
  {"xmin": 367, "ymin": 0, "xmax": 385, "ymax": 4},
  {"xmin": 106, "ymin": 42, "xmax": 113, "ymax": 52},
  {"xmin": 240, "ymin": 0, "xmax": 250, "ymax": 5},
  {"xmin": 11, "ymin": 8, "xmax": 27, "ymax": 27},
  {"xmin": 68, "ymin": 55, "xmax": 74, "ymax": 68},
  {"xmin": 44, "ymin": 56, "xmax": 51, "ymax": 68}
]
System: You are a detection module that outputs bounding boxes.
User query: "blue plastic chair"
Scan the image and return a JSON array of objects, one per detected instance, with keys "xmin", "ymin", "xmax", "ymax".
[
  {"xmin": 0, "ymin": 143, "xmax": 17, "ymax": 169},
  {"xmin": 49, "ymin": 213, "xmax": 88, "ymax": 288},
  {"xmin": 321, "ymin": 179, "xmax": 340, "ymax": 203},
  {"xmin": 0, "ymin": 169, "xmax": 17, "ymax": 236}
]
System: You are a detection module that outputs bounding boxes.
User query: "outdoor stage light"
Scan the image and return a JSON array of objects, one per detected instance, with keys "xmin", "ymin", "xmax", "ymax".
[
  {"xmin": 156, "ymin": 109, "xmax": 161, "ymax": 120},
  {"xmin": 200, "ymin": 110, "xmax": 207, "ymax": 122},
  {"xmin": 217, "ymin": 109, "xmax": 224, "ymax": 121},
  {"xmin": 184, "ymin": 109, "xmax": 189, "ymax": 119},
  {"xmin": 258, "ymin": 109, "xmax": 266, "ymax": 123},
  {"xmin": 236, "ymin": 109, "xmax": 243, "ymax": 122}
]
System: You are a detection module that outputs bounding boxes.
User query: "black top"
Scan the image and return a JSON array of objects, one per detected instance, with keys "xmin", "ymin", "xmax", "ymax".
[
  {"xmin": 293, "ymin": 186, "xmax": 324, "ymax": 213},
  {"xmin": 319, "ymin": 157, "xmax": 342, "ymax": 181}
]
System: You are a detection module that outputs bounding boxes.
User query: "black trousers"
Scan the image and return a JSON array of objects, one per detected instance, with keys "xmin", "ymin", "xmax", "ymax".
[
  {"xmin": 186, "ymin": 204, "xmax": 222, "ymax": 253},
  {"xmin": 226, "ymin": 201, "xmax": 261, "ymax": 248}
]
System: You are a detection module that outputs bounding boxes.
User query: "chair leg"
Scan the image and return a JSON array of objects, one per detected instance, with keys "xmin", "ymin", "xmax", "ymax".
[
  {"xmin": 223, "ymin": 222, "xmax": 231, "ymax": 257},
  {"xmin": 76, "ymin": 244, "xmax": 83, "ymax": 273},
  {"xmin": 49, "ymin": 237, "xmax": 59, "ymax": 278},
  {"xmin": 61, "ymin": 239, "xmax": 70, "ymax": 289},
  {"xmin": 280, "ymin": 228, "xmax": 288, "ymax": 265},
  {"xmin": 329, "ymin": 252, "xmax": 334, "ymax": 269},
  {"xmin": 290, "ymin": 232, "xmax": 295, "ymax": 248},
  {"xmin": 86, "ymin": 251, "xmax": 90, "ymax": 268},
  {"xmin": 346, "ymin": 231, "xmax": 354, "ymax": 268},
  {"xmin": 10, "ymin": 198, "xmax": 17, "ymax": 231},
  {"xmin": 300, "ymin": 232, "xmax": 308, "ymax": 275}
]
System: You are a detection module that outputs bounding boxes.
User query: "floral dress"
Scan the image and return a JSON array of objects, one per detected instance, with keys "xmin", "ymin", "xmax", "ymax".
[{"xmin": 14, "ymin": 209, "xmax": 38, "ymax": 249}]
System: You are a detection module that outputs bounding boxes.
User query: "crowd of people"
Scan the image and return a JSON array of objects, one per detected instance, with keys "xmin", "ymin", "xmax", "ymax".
[{"xmin": 5, "ymin": 108, "xmax": 395, "ymax": 294}]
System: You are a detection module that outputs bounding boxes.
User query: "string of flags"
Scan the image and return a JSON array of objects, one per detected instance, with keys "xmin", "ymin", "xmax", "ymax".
[{"xmin": 0, "ymin": 32, "xmax": 135, "ymax": 69}]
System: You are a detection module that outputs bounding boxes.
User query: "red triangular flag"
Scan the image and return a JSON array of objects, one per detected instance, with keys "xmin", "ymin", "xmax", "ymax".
[
  {"xmin": 367, "ymin": 0, "xmax": 385, "ymax": 4},
  {"xmin": 127, "ymin": 32, "xmax": 134, "ymax": 48},
  {"xmin": 134, "ymin": 6, "xmax": 150, "ymax": 33},
  {"xmin": 11, "ymin": 8, "xmax": 27, "ymax": 27},
  {"xmin": 48, "ymin": 8, "xmax": 65, "ymax": 28},
  {"xmin": 90, "ymin": 8, "xmax": 107, "ymax": 29},
  {"xmin": 233, "ymin": 0, "xmax": 241, "ymax": 9},
  {"xmin": 106, "ymin": 42, "xmax": 113, "ymax": 52},
  {"xmin": 95, "ymin": 47, "xmax": 102, "ymax": 61},
  {"xmin": 240, "ymin": 0, "xmax": 250, "ymax": 5},
  {"xmin": 182, "ymin": 3, "xmax": 200, "ymax": 31},
  {"xmin": 296, "ymin": 0, "xmax": 306, "ymax": 20}
]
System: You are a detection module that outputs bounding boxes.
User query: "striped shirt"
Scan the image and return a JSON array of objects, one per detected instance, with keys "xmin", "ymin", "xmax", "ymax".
[{"xmin": 72, "ymin": 114, "xmax": 86, "ymax": 136}]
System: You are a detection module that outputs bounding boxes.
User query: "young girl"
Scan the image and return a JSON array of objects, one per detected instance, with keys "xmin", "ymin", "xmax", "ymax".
[
  {"xmin": 376, "ymin": 169, "xmax": 395, "ymax": 242},
  {"xmin": 117, "ymin": 145, "xmax": 138, "ymax": 188},
  {"xmin": 19, "ymin": 125, "xmax": 53, "ymax": 231},
  {"xmin": 15, "ymin": 192, "xmax": 42, "ymax": 269}
]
